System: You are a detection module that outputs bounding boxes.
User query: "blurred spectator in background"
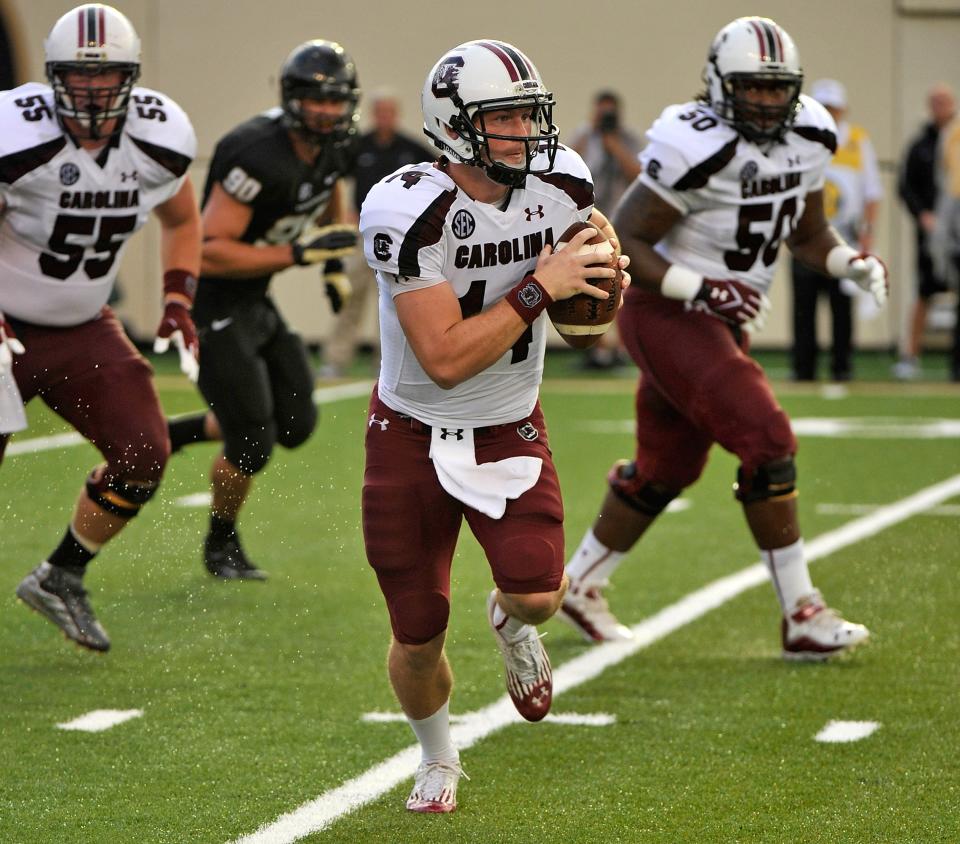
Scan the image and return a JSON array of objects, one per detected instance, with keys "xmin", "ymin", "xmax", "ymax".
[
  {"xmin": 928, "ymin": 108, "xmax": 960, "ymax": 381},
  {"xmin": 895, "ymin": 83, "xmax": 957, "ymax": 380},
  {"xmin": 320, "ymin": 89, "xmax": 433, "ymax": 378},
  {"xmin": 790, "ymin": 79, "xmax": 882, "ymax": 382},
  {"xmin": 569, "ymin": 90, "xmax": 642, "ymax": 369}
]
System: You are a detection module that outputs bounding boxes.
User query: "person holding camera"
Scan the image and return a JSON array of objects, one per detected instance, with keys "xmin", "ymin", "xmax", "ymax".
[{"xmin": 569, "ymin": 91, "xmax": 642, "ymax": 368}]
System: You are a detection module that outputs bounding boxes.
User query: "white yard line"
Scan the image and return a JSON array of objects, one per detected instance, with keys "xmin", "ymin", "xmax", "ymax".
[
  {"xmin": 817, "ymin": 503, "xmax": 960, "ymax": 517},
  {"xmin": 815, "ymin": 720, "xmax": 881, "ymax": 743},
  {"xmin": 580, "ymin": 417, "xmax": 960, "ymax": 438},
  {"xmin": 231, "ymin": 473, "xmax": 960, "ymax": 844},
  {"xmin": 56, "ymin": 709, "xmax": 143, "ymax": 732},
  {"xmin": 5, "ymin": 382, "xmax": 375, "ymax": 459}
]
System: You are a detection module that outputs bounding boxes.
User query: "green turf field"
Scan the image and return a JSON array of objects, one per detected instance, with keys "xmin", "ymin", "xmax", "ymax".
[{"xmin": 2, "ymin": 351, "xmax": 959, "ymax": 843}]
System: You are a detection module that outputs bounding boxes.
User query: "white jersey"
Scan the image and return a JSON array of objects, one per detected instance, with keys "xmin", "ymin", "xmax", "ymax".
[
  {"xmin": 639, "ymin": 95, "xmax": 836, "ymax": 295},
  {"xmin": 361, "ymin": 145, "xmax": 594, "ymax": 428},
  {"xmin": 0, "ymin": 82, "xmax": 196, "ymax": 326}
]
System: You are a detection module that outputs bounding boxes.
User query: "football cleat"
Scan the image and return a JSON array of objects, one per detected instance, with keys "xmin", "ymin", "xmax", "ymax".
[
  {"xmin": 782, "ymin": 590, "xmax": 870, "ymax": 661},
  {"xmin": 16, "ymin": 561, "xmax": 110, "ymax": 652},
  {"xmin": 558, "ymin": 580, "xmax": 633, "ymax": 643},
  {"xmin": 203, "ymin": 532, "xmax": 267, "ymax": 580},
  {"xmin": 487, "ymin": 590, "xmax": 553, "ymax": 722},
  {"xmin": 406, "ymin": 758, "xmax": 467, "ymax": 813}
]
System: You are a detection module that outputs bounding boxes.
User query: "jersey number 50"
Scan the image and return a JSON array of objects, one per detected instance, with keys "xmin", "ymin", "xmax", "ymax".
[{"xmin": 724, "ymin": 197, "xmax": 798, "ymax": 272}]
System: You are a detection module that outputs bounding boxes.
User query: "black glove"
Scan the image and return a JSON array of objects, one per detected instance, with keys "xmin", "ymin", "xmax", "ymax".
[{"xmin": 323, "ymin": 259, "xmax": 352, "ymax": 314}]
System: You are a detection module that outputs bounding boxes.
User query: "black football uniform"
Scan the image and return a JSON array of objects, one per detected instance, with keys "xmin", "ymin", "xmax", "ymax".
[{"xmin": 193, "ymin": 107, "xmax": 353, "ymax": 474}]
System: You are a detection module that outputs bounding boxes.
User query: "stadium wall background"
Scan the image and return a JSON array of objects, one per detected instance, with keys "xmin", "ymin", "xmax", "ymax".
[{"xmin": 5, "ymin": 0, "xmax": 960, "ymax": 351}]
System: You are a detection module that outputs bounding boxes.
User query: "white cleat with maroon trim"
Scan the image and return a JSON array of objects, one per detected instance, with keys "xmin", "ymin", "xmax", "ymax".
[
  {"xmin": 406, "ymin": 759, "xmax": 466, "ymax": 813},
  {"xmin": 558, "ymin": 580, "xmax": 633, "ymax": 643},
  {"xmin": 782, "ymin": 590, "xmax": 870, "ymax": 661},
  {"xmin": 487, "ymin": 590, "xmax": 553, "ymax": 722}
]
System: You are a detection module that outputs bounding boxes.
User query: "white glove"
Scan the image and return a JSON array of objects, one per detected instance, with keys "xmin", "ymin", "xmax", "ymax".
[
  {"xmin": 741, "ymin": 291, "xmax": 772, "ymax": 336},
  {"xmin": 0, "ymin": 313, "xmax": 26, "ymax": 375},
  {"xmin": 846, "ymin": 255, "xmax": 888, "ymax": 307},
  {"xmin": 0, "ymin": 312, "xmax": 27, "ymax": 433},
  {"xmin": 154, "ymin": 332, "xmax": 200, "ymax": 383},
  {"xmin": 826, "ymin": 246, "xmax": 888, "ymax": 308}
]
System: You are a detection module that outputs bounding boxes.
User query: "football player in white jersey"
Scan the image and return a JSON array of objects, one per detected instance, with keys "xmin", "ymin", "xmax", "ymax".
[
  {"xmin": 0, "ymin": 4, "xmax": 200, "ymax": 652},
  {"xmin": 561, "ymin": 17, "xmax": 886, "ymax": 660},
  {"xmin": 359, "ymin": 39, "xmax": 629, "ymax": 813}
]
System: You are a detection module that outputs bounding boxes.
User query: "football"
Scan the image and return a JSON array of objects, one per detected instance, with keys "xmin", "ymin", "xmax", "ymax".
[{"xmin": 546, "ymin": 221, "xmax": 622, "ymax": 349}]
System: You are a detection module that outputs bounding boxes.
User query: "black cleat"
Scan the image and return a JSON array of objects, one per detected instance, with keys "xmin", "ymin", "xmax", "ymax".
[
  {"xmin": 204, "ymin": 532, "xmax": 267, "ymax": 580},
  {"xmin": 16, "ymin": 562, "xmax": 111, "ymax": 652}
]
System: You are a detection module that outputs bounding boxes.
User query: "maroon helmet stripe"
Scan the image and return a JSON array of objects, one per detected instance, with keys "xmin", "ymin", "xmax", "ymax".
[
  {"xmin": 478, "ymin": 40, "xmax": 519, "ymax": 82},
  {"xmin": 77, "ymin": 8, "xmax": 85, "ymax": 47},
  {"xmin": 749, "ymin": 19, "xmax": 768, "ymax": 61},
  {"xmin": 497, "ymin": 42, "xmax": 533, "ymax": 81},
  {"xmin": 760, "ymin": 20, "xmax": 781, "ymax": 62},
  {"xmin": 99, "ymin": 6, "xmax": 106, "ymax": 45}
]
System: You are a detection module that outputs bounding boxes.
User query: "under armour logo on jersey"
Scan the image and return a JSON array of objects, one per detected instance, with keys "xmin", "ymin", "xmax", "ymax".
[
  {"xmin": 517, "ymin": 422, "xmax": 539, "ymax": 442},
  {"xmin": 368, "ymin": 414, "xmax": 389, "ymax": 431},
  {"xmin": 739, "ymin": 161, "xmax": 759, "ymax": 183},
  {"xmin": 440, "ymin": 428, "xmax": 464, "ymax": 441},
  {"xmin": 120, "ymin": 171, "xmax": 138, "ymax": 183},
  {"xmin": 787, "ymin": 155, "xmax": 801, "ymax": 167},
  {"xmin": 646, "ymin": 159, "xmax": 661, "ymax": 181},
  {"xmin": 298, "ymin": 182, "xmax": 313, "ymax": 200},
  {"xmin": 59, "ymin": 163, "xmax": 80, "ymax": 186},
  {"xmin": 524, "ymin": 205, "xmax": 544, "ymax": 221}
]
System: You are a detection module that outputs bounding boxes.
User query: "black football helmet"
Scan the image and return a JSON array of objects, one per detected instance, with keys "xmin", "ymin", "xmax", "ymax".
[{"xmin": 280, "ymin": 40, "xmax": 360, "ymax": 145}]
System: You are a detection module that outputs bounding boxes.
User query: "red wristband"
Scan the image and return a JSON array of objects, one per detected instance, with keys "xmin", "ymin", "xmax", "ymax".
[
  {"xmin": 505, "ymin": 274, "xmax": 553, "ymax": 324},
  {"xmin": 163, "ymin": 269, "xmax": 198, "ymax": 307}
]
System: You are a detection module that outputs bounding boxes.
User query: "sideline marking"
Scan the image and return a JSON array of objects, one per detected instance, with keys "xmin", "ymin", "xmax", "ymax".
[
  {"xmin": 5, "ymin": 382, "xmax": 375, "ymax": 459},
  {"xmin": 815, "ymin": 720, "xmax": 880, "ymax": 743},
  {"xmin": 361, "ymin": 711, "xmax": 615, "ymax": 727},
  {"xmin": 230, "ymin": 473, "xmax": 960, "ymax": 844},
  {"xmin": 56, "ymin": 709, "xmax": 143, "ymax": 732}
]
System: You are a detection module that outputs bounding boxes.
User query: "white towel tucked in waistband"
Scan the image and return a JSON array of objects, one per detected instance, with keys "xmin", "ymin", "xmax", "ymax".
[{"xmin": 429, "ymin": 426, "xmax": 542, "ymax": 520}]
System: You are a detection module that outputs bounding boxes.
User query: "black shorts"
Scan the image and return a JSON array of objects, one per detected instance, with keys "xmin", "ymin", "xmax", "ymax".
[
  {"xmin": 916, "ymin": 230, "xmax": 949, "ymax": 300},
  {"xmin": 194, "ymin": 296, "xmax": 315, "ymax": 444}
]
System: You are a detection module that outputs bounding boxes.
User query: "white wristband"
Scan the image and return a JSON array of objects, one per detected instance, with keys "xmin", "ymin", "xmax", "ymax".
[
  {"xmin": 661, "ymin": 264, "xmax": 704, "ymax": 301},
  {"xmin": 825, "ymin": 245, "xmax": 859, "ymax": 279}
]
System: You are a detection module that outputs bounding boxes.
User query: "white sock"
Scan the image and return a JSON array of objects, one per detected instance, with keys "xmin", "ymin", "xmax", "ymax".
[
  {"xmin": 565, "ymin": 529, "xmax": 626, "ymax": 585},
  {"xmin": 408, "ymin": 701, "xmax": 458, "ymax": 764},
  {"xmin": 763, "ymin": 539, "xmax": 814, "ymax": 613},
  {"xmin": 491, "ymin": 599, "xmax": 532, "ymax": 642}
]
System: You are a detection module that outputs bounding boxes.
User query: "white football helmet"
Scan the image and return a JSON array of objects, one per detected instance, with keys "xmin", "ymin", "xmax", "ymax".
[
  {"xmin": 421, "ymin": 40, "xmax": 559, "ymax": 187},
  {"xmin": 44, "ymin": 3, "xmax": 141, "ymax": 140},
  {"xmin": 702, "ymin": 16, "xmax": 803, "ymax": 144}
]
